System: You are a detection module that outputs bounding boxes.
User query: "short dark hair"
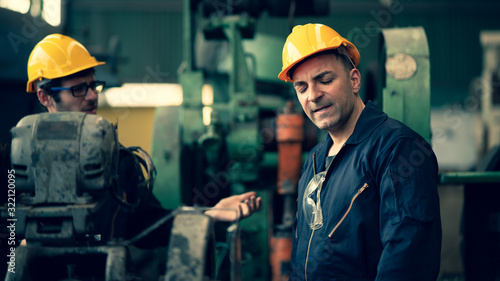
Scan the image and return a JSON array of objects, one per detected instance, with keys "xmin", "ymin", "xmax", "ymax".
[
  {"xmin": 38, "ymin": 68, "xmax": 96, "ymax": 102},
  {"xmin": 288, "ymin": 49, "xmax": 354, "ymax": 81}
]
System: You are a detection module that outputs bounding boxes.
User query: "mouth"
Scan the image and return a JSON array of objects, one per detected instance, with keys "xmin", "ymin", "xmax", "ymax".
[
  {"xmin": 312, "ymin": 104, "xmax": 331, "ymax": 114},
  {"xmin": 84, "ymin": 106, "xmax": 97, "ymax": 114}
]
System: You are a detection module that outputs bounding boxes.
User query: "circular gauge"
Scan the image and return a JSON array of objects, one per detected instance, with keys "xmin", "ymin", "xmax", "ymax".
[{"xmin": 385, "ymin": 53, "xmax": 417, "ymax": 80}]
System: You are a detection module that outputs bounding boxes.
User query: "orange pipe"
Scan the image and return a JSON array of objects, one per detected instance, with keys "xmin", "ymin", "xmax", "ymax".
[{"xmin": 276, "ymin": 108, "xmax": 304, "ymax": 195}]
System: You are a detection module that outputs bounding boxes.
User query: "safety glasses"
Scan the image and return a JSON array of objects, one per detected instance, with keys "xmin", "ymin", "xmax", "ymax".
[
  {"xmin": 303, "ymin": 170, "xmax": 327, "ymax": 230},
  {"xmin": 50, "ymin": 81, "xmax": 106, "ymax": 97}
]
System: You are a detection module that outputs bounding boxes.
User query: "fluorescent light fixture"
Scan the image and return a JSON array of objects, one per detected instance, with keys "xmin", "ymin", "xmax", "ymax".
[
  {"xmin": 203, "ymin": 106, "xmax": 213, "ymax": 126},
  {"xmin": 42, "ymin": 0, "xmax": 61, "ymax": 26},
  {"xmin": 101, "ymin": 83, "xmax": 214, "ymax": 108},
  {"xmin": 201, "ymin": 84, "xmax": 213, "ymax": 105},
  {"xmin": 0, "ymin": 0, "xmax": 30, "ymax": 13},
  {"xmin": 101, "ymin": 83, "xmax": 183, "ymax": 107}
]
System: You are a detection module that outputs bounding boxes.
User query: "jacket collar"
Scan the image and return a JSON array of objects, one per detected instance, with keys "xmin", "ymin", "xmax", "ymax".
[
  {"xmin": 345, "ymin": 101, "xmax": 387, "ymax": 145},
  {"xmin": 313, "ymin": 101, "xmax": 387, "ymax": 168}
]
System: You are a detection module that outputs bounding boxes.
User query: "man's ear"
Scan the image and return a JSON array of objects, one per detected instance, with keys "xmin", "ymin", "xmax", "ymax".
[
  {"xmin": 37, "ymin": 89, "xmax": 54, "ymax": 111},
  {"xmin": 350, "ymin": 68, "xmax": 361, "ymax": 94}
]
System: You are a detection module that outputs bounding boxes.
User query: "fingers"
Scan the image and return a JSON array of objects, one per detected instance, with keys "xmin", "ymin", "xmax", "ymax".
[
  {"xmin": 239, "ymin": 195, "xmax": 262, "ymax": 219},
  {"xmin": 255, "ymin": 196, "xmax": 262, "ymax": 211},
  {"xmin": 236, "ymin": 191, "xmax": 257, "ymax": 202},
  {"xmin": 206, "ymin": 192, "xmax": 262, "ymax": 221},
  {"xmin": 238, "ymin": 204, "xmax": 244, "ymax": 220}
]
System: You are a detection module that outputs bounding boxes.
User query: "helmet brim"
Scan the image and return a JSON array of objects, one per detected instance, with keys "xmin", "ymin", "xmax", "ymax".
[
  {"xmin": 26, "ymin": 61, "xmax": 105, "ymax": 93},
  {"xmin": 278, "ymin": 42, "xmax": 359, "ymax": 83}
]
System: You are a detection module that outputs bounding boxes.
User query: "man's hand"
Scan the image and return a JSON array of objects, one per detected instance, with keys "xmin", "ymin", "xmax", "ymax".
[{"xmin": 205, "ymin": 191, "xmax": 262, "ymax": 222}]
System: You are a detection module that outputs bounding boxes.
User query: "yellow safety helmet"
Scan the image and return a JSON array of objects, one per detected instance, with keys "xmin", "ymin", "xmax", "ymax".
[
  {"xmin": 26, "ymin": 34, "xmax": 105, "ymax": 93},
  {"xmin": 278, "ymin": 23, "xmax": 360, "ymax": 82}
]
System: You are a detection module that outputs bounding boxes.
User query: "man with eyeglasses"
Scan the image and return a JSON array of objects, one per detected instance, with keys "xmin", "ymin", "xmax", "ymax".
[
  {"xmin": 22, "ymin": 34, "xmax": 260, "ymax": 253},
  {"xmin": 35, "ymin": 71, "xmax": 104, "ymax": 114},
  {"xmin": 279, "ymin": 24, "xmax": 441, "ymax": 280}
]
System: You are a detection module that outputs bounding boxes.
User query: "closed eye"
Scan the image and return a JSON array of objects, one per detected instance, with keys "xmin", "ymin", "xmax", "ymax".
[
  {"xmin": 294, "ymin": 82, "xmax": 308, "ymax": 94},
  {"xmin": 320, "ymin": 79, "xmax": 332, "ymax": 85},
  {"xmin": 314, "ymin": 71, "xmax": 335, "ymax": 86}
]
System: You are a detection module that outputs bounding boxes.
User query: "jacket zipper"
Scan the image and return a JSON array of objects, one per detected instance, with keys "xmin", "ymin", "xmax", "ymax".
[
  {"xmin": 304, "ymin": 228, "xmax": 315, "ymax": 281},
  {"xmin": 304, "ymin": 152, "xmax": 336, "ymax": 281},
  {"xmin": 328, "ymin": 183, "xmax": 369, "ymax": 238},
  {"xmin": 295, "ymin": 216, "xmax": 298, "ymax": 239}
]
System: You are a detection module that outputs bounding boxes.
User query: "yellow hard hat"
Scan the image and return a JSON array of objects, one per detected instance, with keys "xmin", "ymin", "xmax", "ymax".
[
  {"xmin": 278, "ymin": 23, "xmax": 360, "ymax": 82},
  {"xmin": 26, "ymin": 34, "xmax": 105, "ymax": 93}
]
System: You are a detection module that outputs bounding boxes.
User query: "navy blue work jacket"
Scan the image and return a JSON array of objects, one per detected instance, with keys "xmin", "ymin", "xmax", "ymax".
[{"xmin": 290, "ymin": 102, "xmax": 442, "ymax": 281}]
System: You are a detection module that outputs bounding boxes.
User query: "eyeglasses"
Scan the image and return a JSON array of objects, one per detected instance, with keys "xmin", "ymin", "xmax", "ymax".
[
  {"xmin": 50, "ymin": 81, "xmax": 106, "ymax": 97},
  {"xmin": 303, "ymin": 170, "xmax": 327, "ymax": 230}
]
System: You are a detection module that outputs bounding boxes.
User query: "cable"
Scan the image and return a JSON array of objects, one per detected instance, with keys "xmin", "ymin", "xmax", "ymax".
[
  {"xmin": 127, "ymin": 146, "xmax": 157, "ymax": 192},
  {"xmin": 110, "ymin": 146, "xmax": 157, "ymax": 211}
]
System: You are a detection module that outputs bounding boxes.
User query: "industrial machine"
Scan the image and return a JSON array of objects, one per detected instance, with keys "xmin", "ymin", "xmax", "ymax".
[
  {"xmin": 377, "ymin": 27, "xmax": 431, "ymax": 143},
  {"xmin": 3, "ymin": 112, "xmax": 127, "ymax": 280}
]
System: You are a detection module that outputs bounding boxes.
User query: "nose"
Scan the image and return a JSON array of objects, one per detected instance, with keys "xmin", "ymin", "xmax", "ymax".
[
  {"xmin": 308, "ymin": 84, "xmax": 323, "ymax": 102},
  {"xmin": 85, "ymin": 86, "xmax": 99, "ymax": 101}
]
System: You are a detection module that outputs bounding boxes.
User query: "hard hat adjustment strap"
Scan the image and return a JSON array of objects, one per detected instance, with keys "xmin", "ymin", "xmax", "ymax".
[{"xmin": 337, "ymin": 46, "xmax": 356, "ymax": 69}]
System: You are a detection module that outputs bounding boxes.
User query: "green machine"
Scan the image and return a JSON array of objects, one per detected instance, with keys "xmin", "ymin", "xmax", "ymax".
[
  {"xmin": 378, "ymin": 27, "xmax": 500, "ymax": 183},
  {"xmin": 151, "ymin": 1, "xmax": 279, "ymax": 280},
  {"xmin": 379, "ymin": 26, "xmax": 500, "ymax": 179},
  {"xmin": 378, "ymin": 27, "xmax": 431, "ymax": 144},
  {"xmin": 151, "ymin": 3, "xmax": 264, "ymax": 209}
]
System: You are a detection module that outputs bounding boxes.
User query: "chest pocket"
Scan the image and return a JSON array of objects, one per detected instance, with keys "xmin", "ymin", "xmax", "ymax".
[{"xmin": 328, "ymin": 182, "xmax": 371, "ymax": 239}]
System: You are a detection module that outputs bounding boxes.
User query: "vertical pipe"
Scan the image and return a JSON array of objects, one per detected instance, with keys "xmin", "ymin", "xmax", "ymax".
[
  {"xmin": 183, "ymin": 0, "xmax": 193, "ymax": 71},
  {"xmin": 272, "ymin": 101, "xmax": 304, "ymax": 281}
]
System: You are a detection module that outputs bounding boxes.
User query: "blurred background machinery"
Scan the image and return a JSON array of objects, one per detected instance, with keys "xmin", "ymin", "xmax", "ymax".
[{"xmin": 2, "ymin": 0, "xmax": 500, "ymax": 280}]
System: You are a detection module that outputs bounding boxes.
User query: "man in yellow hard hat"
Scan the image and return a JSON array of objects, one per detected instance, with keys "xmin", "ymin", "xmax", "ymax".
[
  {"xmin": 279, "ymin": 23, "xmax": 441, "ymax": 280},
  {"xmin": 27, "ymin": 34, "xmax": 105, "ymax": 114},
  {"xmin": 24, "ymin": 34, "xmax": 261, "ymax": 245}
]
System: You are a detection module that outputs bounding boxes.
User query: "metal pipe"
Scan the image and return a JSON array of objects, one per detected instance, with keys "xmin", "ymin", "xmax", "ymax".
[
  {"xmin": 439, "ymin": 171, "xmax": 500, "ymax": 184},
  {"xmin": 183, "ymin": 0, "xmax": 193, "ymax": 71}
]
